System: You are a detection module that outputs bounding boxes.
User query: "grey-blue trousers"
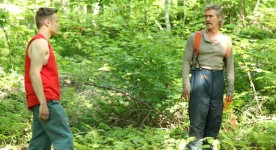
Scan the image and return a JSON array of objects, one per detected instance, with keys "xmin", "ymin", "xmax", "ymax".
[
  {"xmin": 188, "ymin": 69, "xmax": 224, "ymax": 147},
  {"xmin": 29, "ymin": 100, "xmax": 74, "ymax": 150}
]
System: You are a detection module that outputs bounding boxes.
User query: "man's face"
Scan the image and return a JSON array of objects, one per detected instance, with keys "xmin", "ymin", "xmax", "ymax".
[
  {"xmin": 204, "ymin": 9, "xmax": 221, "ymax": 30},
  {"xmin": 49, "ymin": 13, "xmax": 59, "ymax": 35}
]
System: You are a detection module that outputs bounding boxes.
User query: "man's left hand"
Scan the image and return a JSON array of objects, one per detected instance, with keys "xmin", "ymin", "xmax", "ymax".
[{"xmin": 226, "ymin": 95, "xmax": 232, "ymax": 102}]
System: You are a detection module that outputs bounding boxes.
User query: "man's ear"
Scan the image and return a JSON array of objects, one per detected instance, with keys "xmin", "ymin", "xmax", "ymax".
[
  {"xmin": 45, "ymin": 19, "xmax": 51, "ymax": 27},
  {"xmin": 218, "ymin": 15, "xmax": 222, "ymax": 21}
]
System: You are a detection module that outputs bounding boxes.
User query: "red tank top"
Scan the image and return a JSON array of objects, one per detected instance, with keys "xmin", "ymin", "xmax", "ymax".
[{"xmin": 24, "ymin": 34, "xmax": 60, "ymax": 109}]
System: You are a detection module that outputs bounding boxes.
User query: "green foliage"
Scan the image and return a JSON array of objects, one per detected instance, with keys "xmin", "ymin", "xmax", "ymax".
[
  {"xmin": 0, "ymin": 9, "xmax": 8, "ymax": 27},
  {"xmin": 73, "ymin": 124, "xmax": 190, "ymax": 150},
  {"xmin": 0, "ymin": 70, "xmax": 31, "ymax": 146},
  {"xmin": 0, "ymin": 98, "xmax": 31, "ymax": 145},
  {"xmin": 220, "ymin": 110, "xmax": 276, "ymax": 149},
  {"xmin": 0, "ymin": 69, "xmax": 24, "ymax": 100}
]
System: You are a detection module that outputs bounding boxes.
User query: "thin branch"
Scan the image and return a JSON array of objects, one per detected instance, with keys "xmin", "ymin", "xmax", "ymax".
[
  {"xmin": 253, "ymin": 0, "xmax": 260, "ymax": 12},
  {"xmin": 0, "ymin": 24, "xmax": 12, "ymax": 65},
  {"xmin": 183, "ymin": 0, "xmax": 186, "ymax": 27},
  {"xmin": 242, "ymin": 57, "xmax": 263, "ymax": 115},
  {"xmin": 154, "ymin": 20, "xmax": 163, "ymax": 30},
  {"xmin": 140, "ymin": 110, "xmax": 152, "ymax": 127}
]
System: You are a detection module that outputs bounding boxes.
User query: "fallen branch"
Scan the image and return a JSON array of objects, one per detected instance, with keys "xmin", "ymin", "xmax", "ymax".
[
  {"xmin": 64, "ymin": 76, "xmax": 171, "ymax": 126},
  {"xmin": 76, "ymin": 81, "xmax": 154, "ymax": 111}
]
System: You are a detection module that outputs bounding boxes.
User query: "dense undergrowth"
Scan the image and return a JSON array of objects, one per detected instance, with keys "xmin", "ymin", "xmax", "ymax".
[{"xmin": 0, "ymin": 70, "xmax": 275, "ymax": 149}]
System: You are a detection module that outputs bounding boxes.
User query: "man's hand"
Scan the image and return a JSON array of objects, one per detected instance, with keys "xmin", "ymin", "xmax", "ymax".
[
  {"xmin": 223, "ymin": 95, "xmax": 233, "ymax": 111},
  {"xmin": 226, "ymin": 95, "xmax": 232, "ymax": 102},
  {"xmin": 182, "ymin": 91, "xmax": 190, "ymax": 101},
  {"xmin": 39, "ymin": 103, "xmax": 49, "ymax": 121}
]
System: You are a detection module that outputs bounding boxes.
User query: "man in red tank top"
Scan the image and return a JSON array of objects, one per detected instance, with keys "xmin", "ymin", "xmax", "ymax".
[{"xmin": 24, "ymin": 7, "xmax": 74, "ymax": 150}]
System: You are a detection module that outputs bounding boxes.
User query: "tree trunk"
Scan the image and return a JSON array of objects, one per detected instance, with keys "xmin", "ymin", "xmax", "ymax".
[
  {"xmin": 183, "ymin": 0, "xmax": 186, "ymax": 27},
  {"xmin": 144, "ymin": 0, "xmax": 148, "ymax": 26},
  {"xmin": 94, "ymin": 2, "xmax": 100, "ymax": 15},
  {"xmin": 164, "ymin": 0, "xmax": 171, "ymax": 32}
]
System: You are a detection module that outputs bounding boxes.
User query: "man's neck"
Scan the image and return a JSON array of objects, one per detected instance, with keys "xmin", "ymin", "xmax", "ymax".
[
  {"xmin": 205, "ymin": 28, "xmax": 220, "ymax": 36},
  {"xmin": 38, "ymin": 29, "xmax": 51, "ymax": 40},
  {"xmin": 204, "ymin": 28, "xmax": 221, "ymax": 44}
]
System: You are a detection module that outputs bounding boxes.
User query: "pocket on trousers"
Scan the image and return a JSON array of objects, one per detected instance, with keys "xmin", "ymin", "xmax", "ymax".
[{"xmin": 48, "ymin": 101, "xmax": 69, "ymax": 127}]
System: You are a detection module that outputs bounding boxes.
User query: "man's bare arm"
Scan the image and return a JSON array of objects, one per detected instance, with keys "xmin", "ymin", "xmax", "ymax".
[{"xmin": 28, "ymin": 39, "xmax": 49, "ymax": 121}]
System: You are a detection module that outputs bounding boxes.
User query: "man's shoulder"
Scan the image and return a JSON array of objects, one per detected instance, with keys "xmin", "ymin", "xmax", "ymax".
[
  {"xmin": 29, "ymin": 38, "xmax": 48, "ymax": 48},
  {"xmin": 31, "ymin": 38, "xmax": 47, "ymax": 44},
  {"xmin": 188, "ymin": 30, "xmax": 204, "ymax": 39},
  {"xmin": 221, "ymin": 32, "xmax": 231, "ymax": 41},
  {"xmin": 186, "ymin": 32, "xmax": 196, "ymax": 42},
  {"xmin": 190, "ymin": 31, "xmax": 200, "ymax": 36},
  {"xmin": 28, "ymin": 38, "xmax": 49, "ymax": 54}
]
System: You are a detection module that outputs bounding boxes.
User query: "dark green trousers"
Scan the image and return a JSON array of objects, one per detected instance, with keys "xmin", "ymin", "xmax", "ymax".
[
  {"xmin": 188, "ymin": 69, "xmax": 224, "ymax": 150},
  {"xmin": 29, "ymin": 100, "xmax": 74, "ymax": 150}
]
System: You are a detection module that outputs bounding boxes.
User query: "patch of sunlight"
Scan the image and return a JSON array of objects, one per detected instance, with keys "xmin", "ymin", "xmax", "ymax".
[
  {"xmin": 98, "ymin": 64, "xmax": 111, "ymax": 71},
  {"xmin": 0, "ymin": 4, "xmax": 23, "ymax": 14}
]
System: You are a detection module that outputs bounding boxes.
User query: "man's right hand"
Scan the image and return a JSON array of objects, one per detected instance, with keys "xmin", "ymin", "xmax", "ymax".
[
  {"xmin": 182, "ymin": 91, "xmax": 190, "ymax": 101},
  {"xmin": 39, "ymin": 103, "xmax": 49, "ymax": 121}
]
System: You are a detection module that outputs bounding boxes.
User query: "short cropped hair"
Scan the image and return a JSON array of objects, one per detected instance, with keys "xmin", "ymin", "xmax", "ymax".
[
  {"xmin": 35, "ymin": 7, "xmax": 58, "ymax": 29},
  {"xmin": 205, "ymin": 4, "xmax": 223, "ymax": 27}
]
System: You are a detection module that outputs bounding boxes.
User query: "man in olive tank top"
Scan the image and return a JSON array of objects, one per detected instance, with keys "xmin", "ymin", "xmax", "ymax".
[
  {"xmin": 182, "ymin": 4, "xmax": 234, "ymax": 150},
  {"xmin": 24, "ymin": 7, "xmax": 74, "ymax": 150}
]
